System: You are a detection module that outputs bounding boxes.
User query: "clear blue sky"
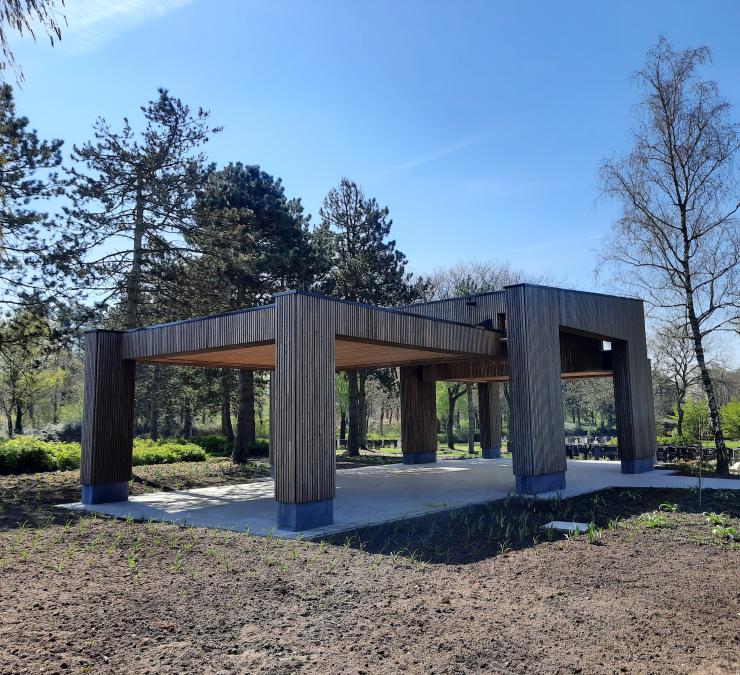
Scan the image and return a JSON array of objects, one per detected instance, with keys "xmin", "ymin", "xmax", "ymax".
[{"xmin": 11, "ymin": 0, "xmax": 740, "ymax": 361}]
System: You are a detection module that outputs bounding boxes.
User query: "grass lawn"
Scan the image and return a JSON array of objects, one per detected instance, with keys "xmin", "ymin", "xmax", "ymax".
[{"xmin": 0, "ymin": 460, "xmax": 738, "ymax": 674}]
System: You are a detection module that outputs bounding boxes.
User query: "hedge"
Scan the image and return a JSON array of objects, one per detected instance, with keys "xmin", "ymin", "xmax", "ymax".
[{"xmin": 0, "ymin": 436, "xmax": 206, "ymax": 475}]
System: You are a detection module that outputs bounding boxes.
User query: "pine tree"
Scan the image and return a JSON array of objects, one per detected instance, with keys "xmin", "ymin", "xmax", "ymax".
[
  {"xmin": 0, "ymin": 84, "xmax": 80, "ymax": 349},
  {"xmin": 66, "ymin": 89, "xmax": 220, "ymax": 329},
  {"xmin": 317, "ymin": 178, "xmax": 426, "ymax": 456},
  {"xmin": 186, "ymin": 163, "xmax": 326, "ymax": 461}
]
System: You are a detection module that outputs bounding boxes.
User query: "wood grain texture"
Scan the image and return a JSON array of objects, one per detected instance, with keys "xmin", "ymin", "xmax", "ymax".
[
  {"xmin": 399, "ymin": 366, "xmax": 438, "ymax": 455},
  {"xmin": 122, "ymin": 306, "xmax": 275, "ymax": 361},
  {"xmin": 272, "ymin": 293, "xmax": 336, "ymax": 504},
  {"xmin": 612, "ymin": 340, "xmax": 656, "ymax": 461},
  {"xmin": 80, "ymin": 331, "xmax": 136, "ymax": 485},
  {"xmin": 505, "ymin": 285, "xmax": 567, "ymax": 477}
]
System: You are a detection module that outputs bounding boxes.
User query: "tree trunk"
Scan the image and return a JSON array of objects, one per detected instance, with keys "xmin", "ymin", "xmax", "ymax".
[
  {"xmin": 339, "ymin": 408, "xmax": 347, "ymax": 443},
  {"xmin": 466, "ymin": 384, "xmax": 475, "ymax": 454},
  {"xmin": 149, "ymin": 365, "xmax": 160, "ymax": 440},
  {"xmin": 379, "ymin": 404, "xmax": 385, "ymax": 438},
  {"xmin": 233, "ymin": 369, "xmax": 256, "ymax": 462},
  {"xmin": 682, "ymin": 231, "xmax": 729, "ymax": 474},
  {"xmin": 347, "ymin": 370, "xmax": 360, "ymax": 457},
  {"xmin": 14, "ymin": 400, "xmax": 23, "ymax": 435},
  {"xmin": 446, "ymin": 388, "xmax": 456, "ymax": 450},
  {"xmin": 6, "ymin": 413, "xmax": 13, "ymax": 438},
  {"xmin": 221, "ymin": 372, "xmax": 234, "ymax": 444},
  {"xmin": 358, "ymin": 370, "xmax": 368, "ymax": 449},
  {"xmin": 181, "ymin": 400, "xmax": 193, "ymax": 438},
  {"xmin": 503, "ymin": 384, "xmax": 512, "ymax": 454},
  {"xmin": 52, "ymin": 381, "xmax": 59, "ymax": 424},
  {"xmin": 687, "ymin": 314, "xmax": 728, "ymax": 473},
  {"xmin": 676, "ymin": 400, "xmax": 684, "ymax": 437},
  {"xmin": 125, "ymin": 173, "xmax": 146, "ymax": 330}
]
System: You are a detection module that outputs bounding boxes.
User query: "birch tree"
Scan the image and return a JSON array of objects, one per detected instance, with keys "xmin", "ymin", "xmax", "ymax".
[{"xmin": 600, "ymin": 37, "xmax": 740, "ymax": 474}]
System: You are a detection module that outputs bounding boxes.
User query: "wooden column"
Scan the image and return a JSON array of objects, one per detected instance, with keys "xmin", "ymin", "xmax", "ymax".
[
  {"xmin": 399, "ymin": 365, "xmax": 437, "ymax": 464},
  {"xmin": 479, "ymin": 382, "xmax": 502, "ymax": 458},
  {"xmin": 80, "ymin": 330, "xmax": 136, "ymax": 504},
  {"xmin": 612, "ymin": 340, "xmax": 656, "ymax": 472},
  {"xmin": 505, "ymin": 285, "xmax": 566, "ymax": 493},
  {"xmin": 272, "ymin": 293, "xmax": 336, "ymax": 530}
]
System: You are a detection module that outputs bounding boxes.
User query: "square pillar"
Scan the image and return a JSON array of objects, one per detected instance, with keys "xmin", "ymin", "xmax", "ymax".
[
  {"xmin": 478, "ymin": 382, "xmax": 502, "ymax": 458},
  {"xmin": 80, "ymin": 330, "xmax": 136, "ymax": 504},
  {"xmin": 505, "ymin": 285, "xmax": 566, "ymax": 494},
  {"xmin": 400, "ymin": 366, "xmax": 437, "ymax": 464},
  {"xmin": 272, "ymin": 293, "xmax": 336, "ymax": 530},
  {"xmin": 612, "ymin": 340, "xmax": 656, "ymax": 473}
]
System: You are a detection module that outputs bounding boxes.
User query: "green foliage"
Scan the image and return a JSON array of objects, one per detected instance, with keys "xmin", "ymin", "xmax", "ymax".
[
  {"xmin": 0, "ymin": 435, "xmax": 206, "ymax": 475},
  {"xmin": 131, "ymin": 439, "xmax": 206, "ymax": 466},
  {"xmin": 191, "ymin": 435, "xmax": 232, "ymax": 456},
  {"xmin": 0, "ymin": 437, "xmax": 79, "ymax": 474},
  {"xmin": 248, "ymin": 439, "xmax": 269, "ymax": 456},
  {"xmin": 720, "ymin": 401, "xmax": 740, "ymax": 440},
  {"xmin": 656, "ymin": 434, "xmax": 695, "ymax": 446},
  {"xmin": 681, "ymin": 399, "xmax": 711, "ymax": 442}
]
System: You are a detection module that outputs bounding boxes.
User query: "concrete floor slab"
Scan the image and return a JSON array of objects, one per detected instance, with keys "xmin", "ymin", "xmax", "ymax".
[{"xmin": 60, "ymin": 459, "xmax": 740, "ymax": 539}]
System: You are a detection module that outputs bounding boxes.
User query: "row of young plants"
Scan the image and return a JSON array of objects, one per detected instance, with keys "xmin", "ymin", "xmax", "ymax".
[
  {"xmin": 0, "ymin": 433, "xmax": 272, "ymax": 475},
  {"xmin": 0, "ymin": 436, "xmax": 205, "ymax": 475}
]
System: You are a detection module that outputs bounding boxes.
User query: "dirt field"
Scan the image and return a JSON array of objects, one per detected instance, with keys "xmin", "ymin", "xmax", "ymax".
[{"xmin": 1, "ymin": 464, "xmax": 738, "ymax": 675}]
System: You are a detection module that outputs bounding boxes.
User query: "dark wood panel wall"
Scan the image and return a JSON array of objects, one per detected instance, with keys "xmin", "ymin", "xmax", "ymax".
[
  {"xmin": 272, "ymin": 293, "xmax": 336, "ymax": 505},
  {"xmin": 505, "ymin": 285, "xmax": 567, "ymax": 481},
  {"xmin": 400, "ymin": 291, "xmax": 508, "ymax": 326},
  {"xmin": 399, "ymin": 366, "xmax": 438, "ymax": 460},
  {"xmin": 80, "ymin": 331, "xmax": 136, "ymax": 490},
  {"xmin": 612, "ymin": 340, "xmax": 656, "ymax": 465},
  {"xmin": 122, "ymin": 306, "xmax": 275, "ymax": 361}
]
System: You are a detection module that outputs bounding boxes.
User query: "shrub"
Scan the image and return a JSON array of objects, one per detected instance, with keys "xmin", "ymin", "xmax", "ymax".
[
  {"xmin": 192, "ymin": 434, "xmax": 232, "ymax": 455},
  {"xmin": 720, "ymin": 400, "xmax": 740, "ymax": 440},
  {"xmin": 0, "ymin": 435, "xmax": 207, "ymax": 475},
  {"xmin": 656, "ymin": 434, "xmax": 695, "ymax": 447},
  {"xmin": 248, "ymin": 438, "xmax": 269, "ymax": 456},
  {"xmin": 131, "ymin": 439, "xmax": 205, "ymax": 466},
  {"xmin": 36, "ymin": 421, "xmax": 83, "ymax": 443},
  {"xmin": 0, "ymin": 436, "xmax": 81, "ymax": 474}
]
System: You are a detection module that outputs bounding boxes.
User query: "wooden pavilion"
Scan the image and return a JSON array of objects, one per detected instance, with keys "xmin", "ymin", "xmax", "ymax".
[{"xmin": 81, "ymin": 284, "xmax": 656, "ymax": 530}]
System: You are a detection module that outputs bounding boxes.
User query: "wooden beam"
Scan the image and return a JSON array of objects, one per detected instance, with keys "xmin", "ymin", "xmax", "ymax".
[{"xmin": 399, "ymin": 366, "xmax": 438, "ymax": 463}]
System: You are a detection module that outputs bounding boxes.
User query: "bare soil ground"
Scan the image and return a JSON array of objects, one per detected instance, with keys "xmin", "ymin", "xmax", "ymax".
[{"xmin": 0, "ymin": 463, "xmax": 738, "ymax": 675}]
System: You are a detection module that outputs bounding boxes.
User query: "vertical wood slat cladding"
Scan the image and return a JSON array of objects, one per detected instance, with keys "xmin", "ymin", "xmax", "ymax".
[
  {"xmin": 399, "ymin": 366, "xmax": 437, "ymax": 454},
  {"xmin": 399, "ymin": 292, "xmax": 508, "ymax": 327},
  {"xmin": 559, "ymin": 332, "xmax": 610, "ymax": 373},
  {"xmin": 121, "ymin": 305, "xmax": 275, "ymax": 360},
  {"xmin": 612, "ymin": 340, "xmax": 656, "ymax": 461},
  {"xmin": 272, "ymin": 293, "xmax": 336, "ymax": 504},
  {"xmin": 80, "ymin": 331, "xmax": 136, "ymax": 485},
  {"xmin": 478, "ymin": 383, "xmax": 502, "ymax": 450},
  {"xmin": 505, "ymin": 285, "xmax": 567, "ymax": 477}
]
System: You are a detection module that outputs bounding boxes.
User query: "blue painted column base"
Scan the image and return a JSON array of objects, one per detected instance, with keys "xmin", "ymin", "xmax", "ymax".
[
  {"xmin": 81, "ymin": 481, "xmax": 129, "ymax": 505},
  {"xmin": 277, "ymin": 498, "xmax": 333, "ymax": 531},
  {"xmin": 402, "ymin": 452, "xmax": 437, "ymax": 465},
  {"xmin": 481, "ymin": 447, "xmax": 501, "ymax": 459},
  {"xmin": 621, "ymin": 456, "xmax": 655, "ymax": 474},
  {"xmin": 515, "ymin": 472, "xmax": 566, "ymax": 495}
]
